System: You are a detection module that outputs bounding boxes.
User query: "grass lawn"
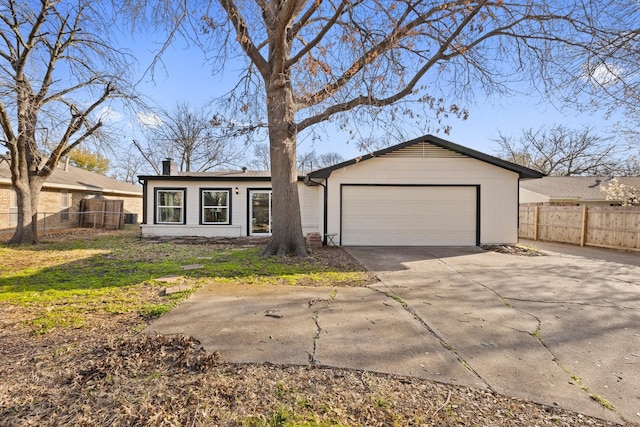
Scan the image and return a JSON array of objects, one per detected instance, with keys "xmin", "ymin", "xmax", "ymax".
[
  {"xmin": 0, "ymin": 226, "xmax": 371, "ymax": 334},
  {"xmin": 0, "ymin": 227, "xmax": 618, "ymax": 426}
]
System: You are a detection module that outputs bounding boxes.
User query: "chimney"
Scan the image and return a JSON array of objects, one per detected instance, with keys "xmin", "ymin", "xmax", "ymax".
[
  {"xmin": 162, "ymin": 158, "xmax": 176, "ymax": 176},
  {"xmin": 64, "ymin": 156, "xmax": 70, "ymax": 171}
]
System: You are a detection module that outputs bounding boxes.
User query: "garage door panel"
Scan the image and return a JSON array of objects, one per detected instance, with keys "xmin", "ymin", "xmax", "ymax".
[{"xmin": 341, "ymin": 186, "xmax": 476, "ymax": 246}]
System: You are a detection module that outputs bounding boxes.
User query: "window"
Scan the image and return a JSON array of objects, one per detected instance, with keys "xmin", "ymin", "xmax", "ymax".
[
  {"xmin": 201, "ymin": 189, "xmax": 230, "ymax": 224},
  {"xmin": 156, "ymin": 189, "xmax": 185, "ymax": 224},
  {"xmin": 60, "ymin": 190, "xmax": 70, "ymax": 221},
  {"xmin": 9, "ymin": 187, "xmax": 17, "ymax": 225},
  {"xmin": 249, "ymin": 190, "xmax": 272, "ymax": 235}
]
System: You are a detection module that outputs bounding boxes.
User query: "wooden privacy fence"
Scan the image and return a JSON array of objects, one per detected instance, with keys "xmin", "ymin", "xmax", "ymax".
[
  {"xmin": 519, "ymin": 203, "xmax": 640, "ymax": 251},
  {"xmin": 79, "ymin": 198, "xmax": 125, "ymax": 229}
]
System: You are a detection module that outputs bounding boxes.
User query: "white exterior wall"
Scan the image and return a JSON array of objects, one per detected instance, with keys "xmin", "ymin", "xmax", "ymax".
[
  {"xmin": 323, "ymin": 156, "xmax": 520, "ymax": 245},
  {"xmin": 140, "ymin": 179, "xmax": 322, "ymax": 238},
  {"xmin": 299, "ymin": 184, "xmax": 324, "ymax": 235}
]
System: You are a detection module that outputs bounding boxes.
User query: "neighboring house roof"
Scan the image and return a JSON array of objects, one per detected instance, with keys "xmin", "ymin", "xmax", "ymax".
[
  {"xmin": 306, "ymin": 134, "xmax": 545, "ymax": 180},
  {"xmin": 520, "ymin": 176, "xmax": 640, "ymax": 203},
  {"xmin": 0, "ymin": 158, "xmax": 142, "ymax": 196}
]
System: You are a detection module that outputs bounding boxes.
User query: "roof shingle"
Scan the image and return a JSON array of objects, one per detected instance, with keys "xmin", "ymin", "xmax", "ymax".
[
  {"xmin": 0, "ymin": 159, "xmax": 142, "ymax": 195},
  {"xmin": 520, "ymin": 176, "xmax": 640, "ymax": 202}
]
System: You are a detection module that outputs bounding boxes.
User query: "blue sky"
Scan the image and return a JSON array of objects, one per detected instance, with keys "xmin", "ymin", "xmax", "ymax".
[{"xmin": 113, "ymin": 32, "xmax": 623, "ymax": 166}]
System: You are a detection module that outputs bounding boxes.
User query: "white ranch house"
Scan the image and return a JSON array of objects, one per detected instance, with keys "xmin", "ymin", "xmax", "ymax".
[{"xmin": 138, "ymin": 135, "xmax": 543, "ymax": 246}]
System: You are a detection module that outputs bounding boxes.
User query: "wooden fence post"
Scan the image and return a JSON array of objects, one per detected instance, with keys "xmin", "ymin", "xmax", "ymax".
[
  {"xmin": 580, "ymin": 204, "xmax": 588, "ymax": 247},
  {"xmin": 533, "ymin": 205, "xmax": 539, "ymax": 241}
]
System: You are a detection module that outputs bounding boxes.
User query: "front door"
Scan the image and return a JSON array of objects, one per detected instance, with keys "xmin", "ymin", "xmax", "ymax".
[{"xmin": 249, "ymin": 190, "xmax": 272, "ymax": 235}]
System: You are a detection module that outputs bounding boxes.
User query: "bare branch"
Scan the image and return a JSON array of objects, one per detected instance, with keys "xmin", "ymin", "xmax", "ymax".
[
  {"xmin": 288, "ymin": 0, "xmax": 349, "ymax": 67},
  {"xmin": 44, "ymin": 83, "xmax": 115, "ymax": 175},
  {"xmin": 218, "ymin": 0, "xmax": 268, "ymax": 77}
]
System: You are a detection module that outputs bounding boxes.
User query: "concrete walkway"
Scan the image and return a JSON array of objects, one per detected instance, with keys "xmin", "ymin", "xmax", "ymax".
[{"xmin": 147, "ymin": 244, "xmax": 640, "ymax": 425}]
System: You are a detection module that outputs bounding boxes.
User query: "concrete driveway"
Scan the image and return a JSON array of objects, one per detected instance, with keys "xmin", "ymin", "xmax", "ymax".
[
  {"xmin": 147, "ymin": 244, "xmax": 640, "ymax": 425},
  {"xmin": 347, "ymin": 245, "xmax": 639, "ymax": 425}
]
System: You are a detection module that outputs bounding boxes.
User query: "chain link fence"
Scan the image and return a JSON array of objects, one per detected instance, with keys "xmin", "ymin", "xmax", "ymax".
[{"xmin": 0, "ymin": 210, "xmax": 130, "ymax": 236}]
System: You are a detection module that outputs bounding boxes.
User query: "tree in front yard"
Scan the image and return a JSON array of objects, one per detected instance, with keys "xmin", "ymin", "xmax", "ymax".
[{"xmin": 0, "ymin": 0, "xmax": 131, "ymax": 244}]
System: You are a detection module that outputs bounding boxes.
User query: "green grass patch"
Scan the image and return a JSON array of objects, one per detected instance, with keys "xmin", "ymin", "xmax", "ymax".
[
  {"xmin": 0, "ymin": 229, "xmax": 371, "ymax": 334},
  {"xmin": 242, "ymin": 406, "xmax": 348, "ymax": 427},
  {"xmin": 590, "ymin": 394, "xmax": 614, "ymax": 410}
]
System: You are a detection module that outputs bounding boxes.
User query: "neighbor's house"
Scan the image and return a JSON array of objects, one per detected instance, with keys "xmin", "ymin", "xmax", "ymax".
[
  {"xmin": 520, "ymin": 176, "xmax": 640, "ymax": 206},
  {"xmin": 138, "ymin": 135, "xmax": 543, "ymax": 246},
  {"xmin": 0, "ymin": 157, "xmax": 143, "ymax": 234}
]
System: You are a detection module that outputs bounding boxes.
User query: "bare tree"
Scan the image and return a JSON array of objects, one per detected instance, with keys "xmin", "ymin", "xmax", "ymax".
[
  {"xmin": 296, "ymin": 150, "xmax": 314, "ymax": 172},
  {"xmin": 297, "ymin": 150, "xmax": 344, "ymax": 172},
  {"xmin": 126, "ymin": 0, "xmax": 638, "ymax": 256},
  {"xmin": 134, "ymin": 102, "xmax": 244, "ymax": 173},
  {"xmin": 618, "ymin": 154, "xmax": 640, "ymax": 176},
  {"xmin": 252, "ymin": 142, "xmax": 344, "ymax": 171},
  {"xmin": 249, "ymin": 143, "xmax": 271, "ymax": 170},
  {"xmin": 110, "ymin": 146, "xmax": 148, "ymax": 184},
  {"xmin": 316, "ymin": 152, "xmax": 344, "ymax": 169},
  {"xmin": 0, "ymin": 0, "xmax": 132, "ymax": 244},
  {"xmin": 494, "ymin": 125, "xmax": 620, "ymax": 176}
]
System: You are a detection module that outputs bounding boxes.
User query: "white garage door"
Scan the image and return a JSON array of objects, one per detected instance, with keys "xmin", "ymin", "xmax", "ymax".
[{"xmin": 341, "ymin": 185, "xmax": 477, "ymax": 246}]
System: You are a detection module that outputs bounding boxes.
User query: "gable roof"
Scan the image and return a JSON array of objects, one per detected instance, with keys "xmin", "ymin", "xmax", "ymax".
[
  {"xmin": 0, "ymin": 158, "xmax": 142, "ymax": 196},
  {"xmin": 520, "ymin": 176, "xmax": 640, "ymax": 202},
  {"xmin": 306, "ymin": 134, "xmax": 545, "ymax": 180}
]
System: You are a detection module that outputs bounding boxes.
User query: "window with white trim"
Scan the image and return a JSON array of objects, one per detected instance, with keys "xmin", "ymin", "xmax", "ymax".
[
  {"xmin": 201, "ymin": 189, "xmax": 230, "ymax": 224},
  {"xmin": 156, "ymin": 189, "xmax": 185, "ymax": 224},
  {"xmin": 60, "ymin": 190, "xmax": 70, "ymax": 221}
]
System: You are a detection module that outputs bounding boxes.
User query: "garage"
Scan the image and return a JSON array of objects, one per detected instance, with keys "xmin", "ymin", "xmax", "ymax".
[{"xmin": 341, "ymin": 185, "xmax": 479, "ymax": 246}]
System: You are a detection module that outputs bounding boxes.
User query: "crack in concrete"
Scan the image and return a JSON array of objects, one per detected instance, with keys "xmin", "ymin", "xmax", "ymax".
[
  {"xmin": 307, "ymin": 295, "xmax": 332, "ymax": 366},
  {"xmin": 367, "ymin": 284, "xmax": 495, "ymax": 392},
  {"xmin": 431, "ymin": 255, "xmax": 627, "ymax": 417}
]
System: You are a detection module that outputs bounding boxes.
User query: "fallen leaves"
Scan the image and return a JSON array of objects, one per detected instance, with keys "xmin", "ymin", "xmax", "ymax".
[{"xmin": 0, "ymin": 328, "xmax": 621, "ymax": 426}]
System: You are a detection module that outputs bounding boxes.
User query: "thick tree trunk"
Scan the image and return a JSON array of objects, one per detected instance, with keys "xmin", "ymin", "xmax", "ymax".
[
  {"xmin": 260, "ymin": 84, "xmax": 307, "ymax": 257},
  {"xmin": 8, "ymin": 180, "xmax": 41, "ymax": 244}
]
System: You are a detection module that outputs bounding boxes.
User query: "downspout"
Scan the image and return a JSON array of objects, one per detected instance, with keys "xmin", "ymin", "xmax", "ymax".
[
  {"xmin": 138, "ymin": 177, "xmax": 147, "ymax": 225},
  {"xmin": 304, "ymin": 176, "xmax": 328, "ymax": 246},
  {"xmin": 517, "ymin": 177, "xmax": 521, "ymax": 244}
]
